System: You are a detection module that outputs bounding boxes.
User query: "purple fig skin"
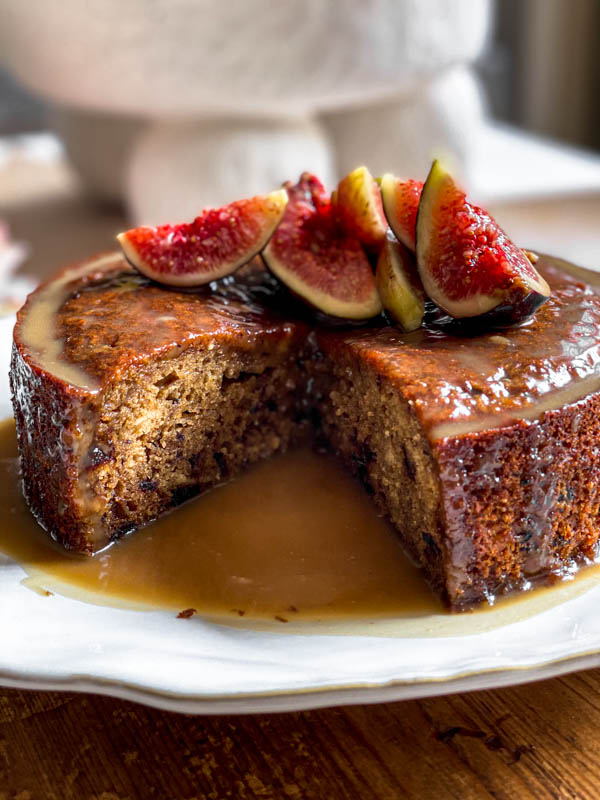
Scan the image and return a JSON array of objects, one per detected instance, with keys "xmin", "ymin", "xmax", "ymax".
[{"xmin": 470, "ymin": 289, "xmax": 550, "ymax": 328}]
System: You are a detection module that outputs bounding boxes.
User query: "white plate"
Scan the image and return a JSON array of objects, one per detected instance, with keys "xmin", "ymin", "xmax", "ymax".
[{"xmin": 2, "ymin": 312, "xmax": 600, "ymax": 714}]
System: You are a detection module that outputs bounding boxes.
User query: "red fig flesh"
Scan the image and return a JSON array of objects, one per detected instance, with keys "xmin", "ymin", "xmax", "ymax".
[
  {"xmin": 416, "ymin": 160, "xmax": 550, "ymax": 322},
  {"xmin": 263, "ymin": 173, "xmax": 382, "ymax": 320},
  {"xmin": 334, "ymin": 166, "xmax": 388, "ymax": 249},
  {"xmin": 117, "ymin": 190, "xmax": 288, "ymax": 287},
  {"xmin": 376, "ymin": 235, "xmax": 425, "ymax": 332},
  {"xmin": 380, "ymin": 174, "xmax": 423, "ymax": 252}
]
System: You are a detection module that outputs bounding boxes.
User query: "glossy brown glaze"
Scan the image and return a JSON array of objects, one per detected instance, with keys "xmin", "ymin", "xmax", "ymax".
[
  {"xmin": 318, "ymin": 255, "xmax": 600, "ymax": 441},
  {"xmin": 61, "ymin": 271, "xmax": 308, "ymax": 386},
  {"xmin": 15, "ymin": 254, "xmax": 301, "ymax": 392},
  {"xmin": 17, "ymin": 252, "xmax": 599, "ymax": 429}
]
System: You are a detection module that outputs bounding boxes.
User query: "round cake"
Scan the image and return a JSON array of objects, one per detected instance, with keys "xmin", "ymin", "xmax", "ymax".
[{"xmin": 11, "ymin": 253, "xmax": 600, "ymax": 609}]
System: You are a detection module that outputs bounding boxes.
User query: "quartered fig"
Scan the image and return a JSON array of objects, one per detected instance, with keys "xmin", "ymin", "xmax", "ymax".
[
  {"xmin": 262, "ymin": 173, "xmax": 382, "ymax": 320},
  {"xmin": 376, "ymin": 234, "xmax": 425, "ymax": 332},
  {"xmin": 334, "ymin": 166, "xmax": 388, "ymax": 250},
  {"xmin": 415, "ymin": 160, "xmax": 550, "ymax": 323},
  {"xmin": 380, "ymin": 174, "xmax": 423, "ymax": 252},
  {"xmin": 117, "ymin": 190, "xmax": 288, "ymax": 287}
]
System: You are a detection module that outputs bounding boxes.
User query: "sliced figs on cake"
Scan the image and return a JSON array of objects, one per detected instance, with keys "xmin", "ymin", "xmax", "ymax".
[
  {"xmin": 380, "ymin": 174, "xmax": 423, "ymax": 252},
  {"xmin": 376, "ymin": 235, "xmax": 425, "ymax": 332},
  {"xmin": 263, "ymin": 173, "xmax": 382, "ymax": 320},
  {"xmin": 333, "ymin": 165, "xmax": 388, "ymax": 250},
  {"xmin": 117, "ymin": 190, "xmax": 288, "ymax": 287},
  {"xmin": 415, "ymin": 160, "xmax": 551, "ymax": 323}
]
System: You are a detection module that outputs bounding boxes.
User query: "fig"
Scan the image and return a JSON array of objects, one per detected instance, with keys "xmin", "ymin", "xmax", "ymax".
[
  {"xmin": 334, "ymin": 166, "xmax": 387, "ymax": 249},
  {"xmin": 375, "ymin": 235, "xmax": 425, "ymax": 332},
  {"xmin": 262, "ymin": 173, "xmax": 382, "ymax": 320},
  {"xmin": 380, "ymin": 174, "xmax": 423, "ymax": 252},
  {"xmin": 117, "ymin": 190, "xmax": 288, "ymax": 287},
  {"xmin": 415, "ymin": 160, "xmax": 550, "ymax": 322}
]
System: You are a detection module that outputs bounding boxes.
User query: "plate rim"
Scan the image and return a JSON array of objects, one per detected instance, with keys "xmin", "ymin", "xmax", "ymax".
[
  {"xmin": 3, "ymin": 291, "xmax": 600, "ymax": 715},
  {"xmin": 3, "ymin": 647, "xmax": 600, "ymax": 714}
]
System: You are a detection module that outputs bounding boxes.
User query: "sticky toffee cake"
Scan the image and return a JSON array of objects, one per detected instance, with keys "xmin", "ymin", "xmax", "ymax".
[{"xmin": 10, "ymin": 253, "xmax": 600, "ymax": 609}]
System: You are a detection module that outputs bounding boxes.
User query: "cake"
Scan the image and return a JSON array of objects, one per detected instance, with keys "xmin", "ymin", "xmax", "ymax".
[{"xmin": 10, "ymin": 250, "xmax": 600, "ymax": 610}]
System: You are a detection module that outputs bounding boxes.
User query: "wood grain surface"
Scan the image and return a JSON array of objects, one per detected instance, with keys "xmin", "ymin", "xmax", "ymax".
[
  {"xmin": 2, "ymin": 140, "xmax": 600, "ymax": 800},
  {"xmin": 2, "ymin": 670, "xmax": 600, "ymax": 799}
]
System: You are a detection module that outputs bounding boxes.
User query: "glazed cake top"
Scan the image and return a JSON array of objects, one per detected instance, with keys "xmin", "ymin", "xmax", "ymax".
[
  {"xmin": 321, "ymin": 257, "xmax": 600, "ymax": 439},
  {"xmin": 13, "ymin": 252, "xmax": 600, "ymax": 441},
  {"xmin": 15, "ymin": 253, "xmax": 307, "ymax": 392}
]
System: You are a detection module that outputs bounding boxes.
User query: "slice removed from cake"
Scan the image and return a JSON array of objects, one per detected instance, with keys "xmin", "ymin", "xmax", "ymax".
[{"xmin": 10, "ymin": 253, "xmax": 600, "ymax": 609}]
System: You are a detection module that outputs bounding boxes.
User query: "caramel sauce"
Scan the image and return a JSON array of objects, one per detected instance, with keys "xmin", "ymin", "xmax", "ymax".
[
  {"xmin": 0, "ymin": 419, "xmax": 441, "ymax": 621},
  {"xmin": 2, "ymin": 416, "xmax": 600, "ymax": 638},
  {"xmin": 18, "ymin": 252, "xmax": 124, "ymax": 391},
  {"xmin": 16, "ymin": 251, "xmax": 600, "ymax": 445},
  {"xmin": 18, "ymin": 251, "xmax": 600, "ymax": 452}
]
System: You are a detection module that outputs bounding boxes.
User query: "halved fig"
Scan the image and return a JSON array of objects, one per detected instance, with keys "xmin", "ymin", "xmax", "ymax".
[
  {"xmin": 380, "ymin": 174, "xmax": 423, "ymax": 252},
  {"xmin": 376, "ymin": 235, "xmax": 425, "ymax": 332},
  {"xmin": 117, "ymin": 190, "xmax": 288, "ymax": 287},
  {"xmin": 263, "ymin": 173, "xmax": 382, "ymax": 320},
  {"xmin": 334, "ymin": 166, "xmax": 388, "ymax": 249},
  {"xmin": 416, "ymin": 160, "xmax": 551, "ymax": 323}
]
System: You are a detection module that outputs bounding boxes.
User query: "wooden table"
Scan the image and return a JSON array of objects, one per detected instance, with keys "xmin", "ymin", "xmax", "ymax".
[
  {"xmin": 2, "ymin": 670, "xmax": 600, "ymax": 799},
  {"xmin": 2, "ymin": 143, "xmax": 600, "ymax": 799}
]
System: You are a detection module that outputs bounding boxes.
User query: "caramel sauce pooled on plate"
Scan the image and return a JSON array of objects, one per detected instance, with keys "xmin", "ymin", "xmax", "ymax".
[
  {"xmin": 0, "ymin": 419, "xmax": 441, "ymax": 622},
  {"xmin": 2, "ymin": 414, "xmax": 600, "ymax": 637}
]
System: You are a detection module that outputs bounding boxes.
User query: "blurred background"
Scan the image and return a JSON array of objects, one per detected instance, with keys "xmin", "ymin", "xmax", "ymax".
[{"xmin": 0, "ymin": 0, "xmax": 598, "ymax": 304}]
